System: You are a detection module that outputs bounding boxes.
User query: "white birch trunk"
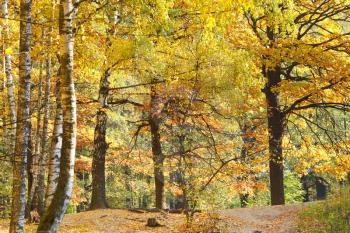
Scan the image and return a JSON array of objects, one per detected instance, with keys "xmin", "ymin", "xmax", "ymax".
[
  {"xmin": 26, "ymin": 62, "xmax": 43, "ymax": 217},
  {"xmin": 9, "ymin": 0, "xmax": 32, "ymax": 232},
  {"xmin": 37, "ymin": 0, "xmax": 77, "ymax": 232},
  {"xmin": 37, "ymin": 37, "xmax": 51, "ymax": 215},
  {"xmin": 2, "ymin": 0, "xmax": 17, "ymax": 155},
  {"xmin": 45, "ymin": 76, "xmax": 62, "ymax": 209}
]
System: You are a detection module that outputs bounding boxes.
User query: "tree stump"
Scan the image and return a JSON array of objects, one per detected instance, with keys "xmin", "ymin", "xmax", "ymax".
[{"xmin": 146, "ymin": 218, "xmax": 161, "ymax": 227}]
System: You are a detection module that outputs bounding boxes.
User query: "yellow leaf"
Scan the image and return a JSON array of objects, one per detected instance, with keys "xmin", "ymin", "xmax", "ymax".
[
  {"xmin": 207, "ymin": 17, "xmax": 216, "ymax": 31},
  {"xmin": 5, "ymin": 47, "xmax": 13, "ymax": 55}
]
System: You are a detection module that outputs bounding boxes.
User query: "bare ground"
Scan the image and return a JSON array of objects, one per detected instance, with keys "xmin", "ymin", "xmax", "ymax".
[
  {"xmin": 0, "ymin": 204, "xmax": 307, "ymax": 233},
  {"xmin": 219, "ymin": 203, "xmax": 307, "ymax": 233}
]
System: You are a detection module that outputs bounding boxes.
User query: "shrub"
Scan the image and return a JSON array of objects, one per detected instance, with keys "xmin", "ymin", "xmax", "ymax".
[{"xmin": 179, "ymin": 213, "xmax": 228, "ymax": 233}]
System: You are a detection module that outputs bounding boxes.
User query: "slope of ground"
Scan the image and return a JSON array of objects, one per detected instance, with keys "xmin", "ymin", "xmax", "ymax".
[
  {"xmin": 0, "ymin": 204, "xmax": 307, "ymax": 233},
  {"xmin": 219, "ymin": 203, "xmax": 307, "ymax": 233}
]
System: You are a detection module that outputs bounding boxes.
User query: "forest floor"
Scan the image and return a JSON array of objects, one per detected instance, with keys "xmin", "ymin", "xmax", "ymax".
[
  {"xmin": 0, "ymin": 203, "xmax": 307, "ymax": 233},
  {"xmin": 219, "ymin": 203, "xmax": 307, "ymax": 233}
]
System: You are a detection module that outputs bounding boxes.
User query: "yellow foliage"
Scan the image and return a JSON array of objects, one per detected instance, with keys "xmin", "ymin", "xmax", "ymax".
[{"xmin": 5, "ymin": 47, "xmax": 13, "ymax": 55}]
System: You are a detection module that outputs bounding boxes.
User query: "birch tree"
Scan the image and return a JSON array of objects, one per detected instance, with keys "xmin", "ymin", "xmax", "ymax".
[
  {"xmin": 37, "ymin": 35, "xmax": 51, "ymax": 216},
  {"xmin": 26, "ymin": 61, "xmax": 43, "ymax": 217},
  {"xmin": 37, "ymin": 0, "xmax": 77, "ymax": 231},
  {"xmin": 9, "ymin": 0, "xmax": 32, "ymax": 232},
  {"xmin": 45, "ymin": 75, "xmax": 62, "ymax": 209},
  {"xmin": 2, "ymin": 0, "xmax": 17, "ymax": 154},
  {"xmin": 44, "ymin": 1, "xmax": 61, "ymax": 210}
]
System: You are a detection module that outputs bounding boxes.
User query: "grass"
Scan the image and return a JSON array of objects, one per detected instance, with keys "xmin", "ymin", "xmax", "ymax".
[{"xmin": 297, "ymin": 188, "xmax": 350, "ymax": 233}]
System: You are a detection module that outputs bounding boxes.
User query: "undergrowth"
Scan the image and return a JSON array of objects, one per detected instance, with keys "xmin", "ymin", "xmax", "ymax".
[
  {"xmin": 179, "ymin": 213, "xmax": 228, "ymax": 233},
  {"xmin": 297, "ymin": 188, "xmax": 350, "ymax": 233}
]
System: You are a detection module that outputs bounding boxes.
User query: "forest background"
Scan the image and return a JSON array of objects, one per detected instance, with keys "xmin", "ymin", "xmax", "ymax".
[{"xmin": 1, "ymin": 0, "xmax": 350, "ymax": 232}]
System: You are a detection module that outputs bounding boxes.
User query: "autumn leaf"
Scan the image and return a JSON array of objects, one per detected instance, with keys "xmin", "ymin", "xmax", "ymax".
[{"xmin": 5, "ymin": 47, "xmax": 13, "ymax": 55}]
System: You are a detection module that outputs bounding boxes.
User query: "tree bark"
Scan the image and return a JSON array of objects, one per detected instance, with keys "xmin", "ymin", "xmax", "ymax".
[
  {"xmin": 90, "ymin": 69, "xmax": 110, "ymax": 210},
  {"xmin": 1, "ymin": 44, "xmax": 6, "ymax": 145},
  {"xmin": 37, "ymin": 0, "xmax": 76, "ymax": 232},
  {"xmin": 90, "ymin": 8, "xmax": 119, "ymax": 209},
  {"xmin": 122, "ymin": 165, "xmax": 133, "ymax": 208},
  {"xmin": 26, "ymin": 121, "xmax": 34, "ymax": 218},
  {"xmin": 37, "ymin": 41, "xmax": 51, "ymax": 216},
  {"xmin": 2, "ymin": 0, "xmax": 17, "ymax": 155},
  {"xmin": 1, "ymin": 31, "xmax": 6, "ymax": 144},
  {"xmin": 44, "ymin": 2, "xmax": 61, "ymax": 211},
  {"xmin": 9, "ymin": 0, "xmax": 32, "ymax": 232},
  {"xmin": 45, "ymin": 76, "xmax": 63, "ymax": 210},
  {"xmin": 301, "ymin": 175, "xmax": 310, "ymax": 202},
  {"xmin": 315, "ymin": 177, "xmax": 328, "ymax": 200},
  {"xmin": 149, "ymin": 86, "xmax": 165, "ymax": 209},
  {"xmin": 239, "ymin": 194, "xmax": 249, "ymax": 208},
  {"xmin": 26, "ymin": 62, "xmax": 43, "ymax": 218},
  {"xmin": 237, "ymin": 122, "xmax": 254, "ymax": 208},
  {"xmin": 263, "ymin": 65, "xmax": 285, "ymax": 205}
]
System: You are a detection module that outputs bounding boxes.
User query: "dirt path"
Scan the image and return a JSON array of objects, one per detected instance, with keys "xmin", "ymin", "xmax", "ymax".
[
  {"xmin": 0, "ymin": 204, "xmax": 307, "ymax": 232},
  {"xmin": 219, "ymin": 204, "xmax": 307, "ymax": 233}
]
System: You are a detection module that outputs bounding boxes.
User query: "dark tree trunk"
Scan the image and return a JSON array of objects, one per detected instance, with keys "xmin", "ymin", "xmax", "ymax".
[
  {"xmin": 239, "ymin": 132, "xmax": 249, "ymax": 208},
  {"xmin": 149, "ymin": 86, "xmax": 165, "ymax": 209},
  {"xmin": 315, "ymin": 177, "xmax": 327, "ymax": 200},
  {"xmin": 89, "ymin": 6, "xmax": 119, "ymax": 209},
  {"xmin": 90, "ymin": 69, "xmax": 111, "ymax": 210},
  {"xmin": 170, "ymin": 169, "xmax": 185, "ymax": 210},
  {"xmin": 239, "ymin": 194, "xmax": 249, "ymax": 208},
  {"xmin": 301, "ymin": 175, "xmax": 310, "ymax": 202},
  {"xmin": 90, "ymin": 110, "xmax": 108, "ymax": 209},
  {"xmin": 141, "ymin": 194, "xmax": 149, "ymax": 208},
  {"xmin": 122, "ymin": 165, "xmax": 133, "ymax": 208},
  {"xmin": 237, "ymin": 122, "xmax": 256, "ymax": 208},
  {"xmin": 9, "ymin": 0, "xmax": 32, "ymax": 232},
  {"xmin": 264, "ymin": 65, "xmax": 285, "ymax": 205}
]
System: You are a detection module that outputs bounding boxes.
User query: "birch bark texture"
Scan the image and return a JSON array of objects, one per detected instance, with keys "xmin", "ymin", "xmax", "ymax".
[
  {"xmin": 37, "ymin": 36, "xmax": 52, "ymax": 216},
  {"xmin": 2, "ymin": 0, "xmax": 17, "ymax": 155},
  {"xmin": 45, "ymin": 74, "xmax": 63, "ymax": 210},
  {"xmin": 37, "ymin": 0, "xmax": 77, "ymax": 232},
  {"xmin": 26, "ymin": 62, "xmax": 43, "ymax": 218},
  {"xmin": 44, "ymin": 2, "xmax": 62, "ymax": 210},
  {"xmin": 9, "ymin": 0, "xmax": 32, "ymax": 232}
]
